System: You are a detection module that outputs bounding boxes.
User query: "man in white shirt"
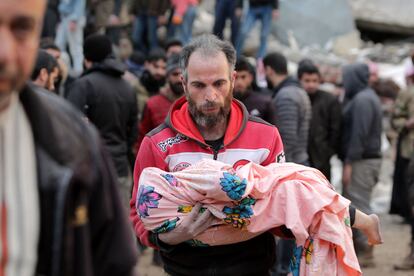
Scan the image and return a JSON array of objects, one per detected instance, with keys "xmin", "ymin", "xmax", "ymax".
[{"xmin": 0, "ymin": 1, "xmax": 138, "ymax": 275}]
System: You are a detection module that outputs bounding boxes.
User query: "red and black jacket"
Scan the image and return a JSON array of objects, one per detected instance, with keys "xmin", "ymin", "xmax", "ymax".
[{"xmin": 130, "ymin": 96, "xmax": 285, "ymax": 246}]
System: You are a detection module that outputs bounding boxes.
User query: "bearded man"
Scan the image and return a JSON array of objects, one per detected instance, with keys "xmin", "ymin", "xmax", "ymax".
[
  {"xmin": 136, "ymin": 53, "xmax": 185, "ymax": 151},
  {"xmin": 130, "ymin": 34, "xmax": 285, "ymax": 276}
]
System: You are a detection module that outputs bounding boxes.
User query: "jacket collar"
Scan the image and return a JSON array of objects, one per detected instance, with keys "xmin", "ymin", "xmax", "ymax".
[
  {"xmin": 272, "ymin": 76, "xmax": 301, "ymax": 98},
  {"xmin": 166, "ymin": 96, "xmax": 249, "ymax": 146}
]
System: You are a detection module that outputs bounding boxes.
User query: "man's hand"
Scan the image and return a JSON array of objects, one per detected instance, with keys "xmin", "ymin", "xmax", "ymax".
[
  {"xmin": 158, "ymin": 203, "xmax": 217, "ymax": 245},
  {"xmin": 342, "ymin": 163, "xmax": 352, "ymax": 188}
]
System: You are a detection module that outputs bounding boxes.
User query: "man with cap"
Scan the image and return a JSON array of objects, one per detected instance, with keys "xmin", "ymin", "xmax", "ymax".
[
  {"xmin": 67, "ymin": 34, "xmax": 138, "ymax": 207},
  {"xmin": 136, "ymin": 53, "xmax": 184, "ymax": 151}
]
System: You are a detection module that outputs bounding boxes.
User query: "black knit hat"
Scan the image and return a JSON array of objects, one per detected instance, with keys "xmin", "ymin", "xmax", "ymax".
[{"xmin": 83, "ymin": 34, "xmax": 112, "ymax": 62}]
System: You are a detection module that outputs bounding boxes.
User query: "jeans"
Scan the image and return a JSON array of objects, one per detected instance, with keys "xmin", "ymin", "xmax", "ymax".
[
  {"xmin": 212, "ymin": 0, "xmax": 239, "ymax": 45},
  {"xmin": 132, "ymin": 15, "xmax": 158, "ymax": 53},
  {"xmin": 236, "ymin": 4, "xmax": 273, "ymax": 59},
  {"xmin": 168, "ymin": 5, "xmax": 197, "ymax": 45},
  {"xmin": 55, "ymin": 16, "xmax": 85, "ymax": 75}
]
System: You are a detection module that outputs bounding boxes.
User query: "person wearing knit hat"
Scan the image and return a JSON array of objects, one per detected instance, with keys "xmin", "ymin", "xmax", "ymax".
[
  {"xmin": 136, "ymin": 53, "xmax": 184, "ymax": 151},
  {"xmin": 67, "ymin": 33, "xmax": 138, "ymax": 209}
]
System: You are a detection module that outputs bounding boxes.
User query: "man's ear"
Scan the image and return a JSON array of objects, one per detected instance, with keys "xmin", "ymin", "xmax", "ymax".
[
  {"xmin": 231, "ymin": 70, "xmax": 237, "ymax": 88},
  {"xmin": 180, "ymin": 75, "xmax": 188, "ymax": 94}
]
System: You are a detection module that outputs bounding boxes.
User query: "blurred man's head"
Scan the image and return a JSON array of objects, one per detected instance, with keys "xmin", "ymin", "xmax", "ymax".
[
  {"xmin": 297, "ymin": 59, "xmax": 321, "ymax": 95},
  {"xmin": 165, "ymin": 39, "xmax": 183, "ymax": 57},
  {"xmin": 263, "ymin": 52, "xmax": 288, "ymax": 89},
  {"xmin": 83, "ymin": 34, "xmax": 113, "ymax": 69},
  {"xmin": 166, "ymin": 53, "xmax": 184, "ymax": 96},
  {"xmin": 31, "ymin": 50, "xmax": 59, "ymax": 91},
  {"xmin": 145, "ymin": 48, "xmax": 167, "ymax": 81},
  {"xmin": 234, "ymin": 57, "xmax": 255, "ymax": 99},
  {"xmin": 118, "ymin": 37, "xmax": 133, "ymax": 62},
  {"xmin": 180, "ymin": 34, "xmax": 236, "ymax": 129},
  {"xmin": 0, "ymin": 0, "xmax": 46, "ymax": 107},
  {"xmin": 40, "ymin": 37, "xmax": 61, "ymax": 59}
]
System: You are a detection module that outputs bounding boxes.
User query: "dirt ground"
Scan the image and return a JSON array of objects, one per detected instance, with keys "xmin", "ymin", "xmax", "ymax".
[{"xmin": 135, "ymin": 213, "xmax": 413, "ymax": 276}]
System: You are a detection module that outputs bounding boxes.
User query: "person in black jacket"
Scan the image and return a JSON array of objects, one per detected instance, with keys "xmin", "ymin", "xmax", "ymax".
[
  {"xmin": 297, "ymin": 59, "xmax": 342, "ymax": 180},
  {"xmin": 341, "ymin": 63, "xmax": 383, "ymax": 267},
  {"xmin": 234, "ymin": 56, "xmax": 277, "ymax": 124},
  {"xmin": 67, "ymin": 34, "xmax": 138, "ymax": 207},
  {"xmin": 0, "ymin": 1, "xmax": 138, "ymax": 275}
]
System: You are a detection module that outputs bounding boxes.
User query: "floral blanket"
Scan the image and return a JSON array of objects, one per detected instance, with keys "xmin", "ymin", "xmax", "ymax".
[{"xmin": 136, "ymin": 159, "xmax": 361, "ymax": 276}]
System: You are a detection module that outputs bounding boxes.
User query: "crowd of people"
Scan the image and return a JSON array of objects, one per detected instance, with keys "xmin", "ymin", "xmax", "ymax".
[{"xmin": 1, "ymin": 0, "xmax": 414, "ymax": 275}]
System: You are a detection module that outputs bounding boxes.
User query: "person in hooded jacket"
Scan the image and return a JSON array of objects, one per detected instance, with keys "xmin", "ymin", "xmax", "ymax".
[
  {"xmin": 67, "ymin": 34, "xmax": 138, "ymax": 207},
  {"xmin": 340, "ymin": 62, "xmax": 383, "ymax": 267}
]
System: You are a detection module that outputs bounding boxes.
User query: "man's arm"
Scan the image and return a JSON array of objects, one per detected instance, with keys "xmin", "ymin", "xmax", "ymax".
[
  {"xmin": 261, "ymin": 125, "xmax": 284, "ymax": 165},
  {"xmin": 130, "ymin": 136, "xmax": 169, "ymax": 247},
  {"xmin": 66, "ymin": 80, "xmax": 91, "ymax": 115}
]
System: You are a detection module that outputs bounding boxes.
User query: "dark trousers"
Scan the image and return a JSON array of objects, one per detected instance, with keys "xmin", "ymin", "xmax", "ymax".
[{"xmin": 212, "ymin": 0, "xmax": 239, "ymax": 45}]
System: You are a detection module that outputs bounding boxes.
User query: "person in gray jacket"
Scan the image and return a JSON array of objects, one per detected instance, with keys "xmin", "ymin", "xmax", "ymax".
[
  {"xmin": 341, "ymin": 62, "xmax": 383, "ymax": 267},
  {"xmin": 264, "ymin": 52, "xmax": 311, "ymax": 165},
  {"xmin": 263, "ymin": 52, "xmax": 311, "ymax": 276}
]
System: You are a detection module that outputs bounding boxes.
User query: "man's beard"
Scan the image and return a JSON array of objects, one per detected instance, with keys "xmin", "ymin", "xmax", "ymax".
[
  {"xmin": 187, "ymin": 92, "xmax": 232, "ymax": 129},
  {"xmin": 0, "ymin": 64, "xmax": 21, "ymax": 94},
  {"xmin": 169, "ymin": 81, "xmax": 184, "ymax": 96}
]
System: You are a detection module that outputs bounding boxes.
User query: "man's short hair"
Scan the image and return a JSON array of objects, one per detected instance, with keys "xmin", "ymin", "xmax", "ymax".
[
  {"xmin": 39, "ymin": 37, "xmax": 60, "ymax": 51},
  {"xmin": 31, "ymin": 50, "xmax": 58, "ymax": 80},
  {"xmin": 235, "ymin": 56, "xmax": 255, "ymax": 76},
  {"xmin": 146, "ymin": 48, "xmax": 167, "ymax": 63},
  {"xmin": 297, "ymin": 59, "xmax": 320, "ymax": 79},
  {"xmin": 165, "ymin": 39, "xmax": 183, "ymax": 51},
  {"xmin": 180, "ymin": 34, "xmax": 236, "ymax": 81},
  {"xmin": 263, "ymin": 52, "xmax": 288, "ymax": 75}
]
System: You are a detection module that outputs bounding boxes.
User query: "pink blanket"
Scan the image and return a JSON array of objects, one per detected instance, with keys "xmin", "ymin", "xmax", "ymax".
[{"xmin": 136, "ymin": 160, "xmax": 361, "ymax": 276}]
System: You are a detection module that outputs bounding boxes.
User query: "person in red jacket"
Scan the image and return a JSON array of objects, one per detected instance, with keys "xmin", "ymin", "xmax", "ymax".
[
  {"xmin": 136, "ymin": 53, "xmax": 184, "ymax": 151},
  {"xmin": 130, "ymin": 34, "xmax": 285, "ymax": 275}
]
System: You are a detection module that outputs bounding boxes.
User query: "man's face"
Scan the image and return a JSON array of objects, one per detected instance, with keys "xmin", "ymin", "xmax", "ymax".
[
  {"xmin": 183, "ymin": 51, "xmax": 235, "ymax": 129},
  {"xmin": 168, "ymin": 67, "xmax": 184, "ymax": 96},
  {"xmin": 300, "ymin": 73, "xmax": 320, "ymax": 94},
  {"xmin": 0, "ymin": 0, "xmax": 45, "ymax": 95},
  {"xmin": 145, "ymin": 59, "xmax": 166, "ymax": 81},
  {"xmin": 234, "ymin": 70, "xmax": 253, "ymax": 97}
]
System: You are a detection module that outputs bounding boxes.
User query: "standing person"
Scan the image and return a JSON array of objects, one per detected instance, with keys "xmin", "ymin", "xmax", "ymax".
[
  {"xmin": 212, "ymin": 0, "xmax": 239, "ymax": 45},
  {"xmin": 341, "ymin": 63, "xmax": 383, "ymax": 267},
  {"xmin": 169, "ymin": 0, "xmax": 198, "ymax": 45},
  {"xmin": 390, "ymin": 74, "xmax": 414, "ymax": 222},
  {"xmin": 235, "ymin": 0, "xmax": 279, "ymax": 59},
  {"xmin": 263, "ymin": 52, "xmax": 311, "ymax": 276},
  {"xmin": 129, "ymin": 0, "xmax": 170, "ymax": 53},
  {"xmin": 136, "ymin": 53, "xmax": 184, "ymax": 150},
  {"xmin": 42, "ymin": 0, "xmax": 60, "ymax": 39},
  {"xmin": 130, "ymin": 34, "xmax": 285, "ymax": 276},
  {"xmin": 0, "ymin": 1, "xmax": 138, "ymax": 275},
  {"xmin": 67, "ymin": 34, "xmax": 138, "ymax": 207},
  {"xmin": 55, "ymin": 0, "xmax": 86, "ymax": 76},
  {"xmin": 234, "ymin": 56, "xmax": 276, "ymax": 124},
  {"xmin": 297, "ymin": 59, "xmax": 342, "ymax": 180},
  {"xmin": 87, "ymin": 0, "xmax": 115, "ymax": 34},
  {"xmin": 134, "ymin": 49, "xmax": 167, "ymax": 115},
  {"xmin": 31, "ymin": 50, "xmax": 60, "ymax": 93},
  {"xmin": 395, "ymin": 151, "xmax": 414, "ymax": 270}
]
